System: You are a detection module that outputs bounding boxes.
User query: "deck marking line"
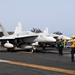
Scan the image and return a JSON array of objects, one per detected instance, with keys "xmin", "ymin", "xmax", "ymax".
[{"xmin": 0, "ymin": 59, "xmax": 75, "ymax": 75}]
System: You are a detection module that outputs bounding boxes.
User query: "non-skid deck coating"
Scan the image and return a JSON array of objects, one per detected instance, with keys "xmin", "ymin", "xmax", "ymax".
[{"xmin": 0, "ymin": 47, "xmax": 75, "ymax": 75}]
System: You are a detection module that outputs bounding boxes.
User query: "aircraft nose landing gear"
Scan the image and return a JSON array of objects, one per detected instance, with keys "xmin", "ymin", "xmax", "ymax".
[{"xmin": 31, "ymin": 46, "xmax": 37, "ymax": 53}]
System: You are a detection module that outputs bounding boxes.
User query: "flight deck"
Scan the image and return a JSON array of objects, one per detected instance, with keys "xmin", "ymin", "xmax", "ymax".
[{"xmin": 0, "ymin": 47, "xmax": 75, "ymax": 75}]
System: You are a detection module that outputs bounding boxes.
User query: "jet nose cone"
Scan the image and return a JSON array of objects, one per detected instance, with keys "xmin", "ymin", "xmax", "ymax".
[
  {"xmin": 62, "ymin": 36, "xmax": 71, "ymax": 40},
  {"xmin": 51, "ymin": 37, "xmax": 56, "ymax": 42},
  {"xmin": 46, "ymin": 37, "xmax": 56, "ymax": 42},
  {"xmin": 66, "ymin": 37, "xmax": 71, "ymax": 40},
  {"xmin": 58, "ymin": 35, "xmax": 71, "ymax": 40},
  {"xmin": 53, "ymin": 38, "xmax": 56, "ymax": 42}
]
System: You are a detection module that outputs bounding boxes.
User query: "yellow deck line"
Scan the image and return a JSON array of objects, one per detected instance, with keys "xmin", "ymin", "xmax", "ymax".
[{"xmin": 0, "ymin": 59, "xmax": 75, "ymax": 75}]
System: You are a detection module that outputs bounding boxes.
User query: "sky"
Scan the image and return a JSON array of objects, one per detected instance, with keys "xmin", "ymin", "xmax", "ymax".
[{"xmin": 0, "ymin": 0, "xmax": 75, "ymax": 37}]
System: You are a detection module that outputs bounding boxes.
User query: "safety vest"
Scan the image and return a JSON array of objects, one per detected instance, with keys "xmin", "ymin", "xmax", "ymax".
[
  {"xmin": 63, "ymin": 40, "xmax": 66, "ymax": 45},
  {"xmin": 68, "ymin": 39, "xmax": 75, "ymax": 47},
  {"xmin": 57, "ymin": 41, "xmax": 64, "ymax": 47}
]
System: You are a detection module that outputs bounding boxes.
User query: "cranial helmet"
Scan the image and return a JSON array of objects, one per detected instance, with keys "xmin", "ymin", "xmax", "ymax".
[{"xmin": 72, "ymin": 35, "xmax": 75, "ymax": 39}]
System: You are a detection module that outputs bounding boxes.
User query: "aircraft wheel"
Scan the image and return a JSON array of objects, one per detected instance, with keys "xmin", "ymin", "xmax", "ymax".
[
  {"xmin": 31, "ymin": 46, "xmax": 37, "ymax": 53},
  {"xmin": 31, "ymin": 49, "xmax": 34, "ymax": 53},
  {"xmin": 42, "ymin": 46, "xmax": 45, "ymax": 50}
]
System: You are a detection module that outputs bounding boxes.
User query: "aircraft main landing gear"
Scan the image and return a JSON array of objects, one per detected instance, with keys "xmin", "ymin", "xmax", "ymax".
[{"xmin": 7, "ymin": 48, "xmax": 14, "ymax": 52}]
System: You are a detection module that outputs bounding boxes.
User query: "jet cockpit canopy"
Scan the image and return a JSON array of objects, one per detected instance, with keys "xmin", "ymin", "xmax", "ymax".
[
  {"xmin": 53, "ymin": 31, "xmax": 63, "ymax": 35},
  {"xmin": 31, "ymin": 28, "xmax": 42, "ymax": 33}
]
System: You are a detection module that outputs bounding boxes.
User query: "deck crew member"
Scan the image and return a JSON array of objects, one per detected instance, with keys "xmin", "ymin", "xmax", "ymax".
[
  {"xmin": 57, "ymin": 39, "xmax": 64, "ymax": 55},
  {"xmin": 68, "ymin": 35, "xmax": 75, "ymax": 62}
]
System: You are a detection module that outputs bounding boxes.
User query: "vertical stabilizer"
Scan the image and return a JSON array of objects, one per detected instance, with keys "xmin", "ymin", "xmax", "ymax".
[
  {"xmin": 0, "ymin": 23, "xmax": 9, "ymax": 36},
  {"xmin": 14, "ymin": 22, "xmax": 22, "ymax": 35},
  {"xmin": 43, "ymin": 27, "xmax": 49, "ymax": 34}
]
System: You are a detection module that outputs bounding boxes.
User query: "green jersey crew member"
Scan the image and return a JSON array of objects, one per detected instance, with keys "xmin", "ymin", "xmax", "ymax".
[{"xmin": 57, "ymin": 39, "xmax": 64, "ymax": 55}]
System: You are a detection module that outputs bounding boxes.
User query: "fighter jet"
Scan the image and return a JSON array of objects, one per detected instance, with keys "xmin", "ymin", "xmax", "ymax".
[
  {"xmin": 0, "ymin": 22, "xmax": 38, "ymax": 52},
  {"xmin": 43, "ymin": 28, "xmax": 71, "ymax": 40},
  {"xmin": 0, "ymin": 22, "xmax": 56, "ymax": 52},
  {"xmin": 53, "ymin": 31, "xmax": 71, "ymax": 40},
  {"xmin": 13, "ymin": 23, "xmax": 56, "ymax": 50},
  {"xmin": 41, "ymin": 27, "xmax": 71, "ymax": 48}
]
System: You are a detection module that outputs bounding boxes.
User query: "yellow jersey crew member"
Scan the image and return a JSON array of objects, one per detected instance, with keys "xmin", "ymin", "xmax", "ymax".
[
  {"xmin": 68, "ymin": 35, "xmax": 75, "ymax": 62},
  {"xmin": 63, "ymin": 39, "xmax": 66, "ymax": 48}
]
